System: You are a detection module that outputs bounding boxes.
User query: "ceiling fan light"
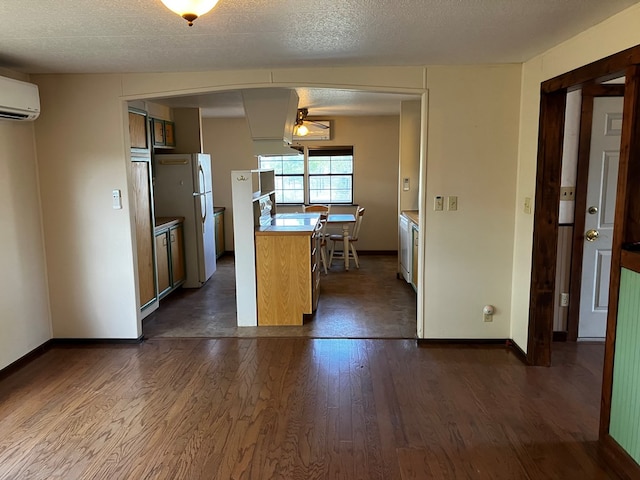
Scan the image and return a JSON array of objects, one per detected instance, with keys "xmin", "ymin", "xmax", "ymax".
[
  {"xmin": 295, "ymin": 124, "xmax": 309, "ymax": 136},
  {"xmin": 160, "ymin": 0, "xmax": 220, "ymax": 25}
]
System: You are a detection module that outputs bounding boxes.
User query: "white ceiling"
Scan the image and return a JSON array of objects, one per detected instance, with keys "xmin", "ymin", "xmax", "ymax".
[{"xmin": 4, "ymin": 0, "xmax": 639, "ymax": 116}]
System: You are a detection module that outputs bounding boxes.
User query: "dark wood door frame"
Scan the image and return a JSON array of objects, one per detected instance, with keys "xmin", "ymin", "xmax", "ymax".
[
  {"xmin": 528, "ymin": 45, "xmax": 640, "ymax": 479},
  {"xmin": 566, "ymin": 84, "xmax": 625, "ymax": 342},
  {"xmin": 528, "ymin": 46, "xmax": 638, "ymax": 366}
]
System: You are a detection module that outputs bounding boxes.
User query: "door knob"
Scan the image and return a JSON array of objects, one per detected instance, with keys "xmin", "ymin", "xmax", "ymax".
[
  {"xmin": 588, "ymin": 206, "xmax": 598, "ymax": 215},
  {"xmin": 585, "ymin": 229, "xmax": 600, "ymax": 242}
]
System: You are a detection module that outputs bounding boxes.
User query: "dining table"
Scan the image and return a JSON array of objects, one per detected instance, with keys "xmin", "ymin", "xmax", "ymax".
[{"xmin": 326, "ymin": 213, "xmax": 357, "ymax": 270}]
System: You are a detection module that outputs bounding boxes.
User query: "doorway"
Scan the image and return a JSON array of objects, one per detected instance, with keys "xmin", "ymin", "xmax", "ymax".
[{"xmin": 527, "ymin": 46, "xmax": 640, "ymax": 368}]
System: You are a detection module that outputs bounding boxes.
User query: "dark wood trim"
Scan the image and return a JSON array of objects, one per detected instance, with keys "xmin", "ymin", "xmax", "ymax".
[
  {"xmin": 553, "ymin": 331, "xmax": 568, "ymax": 342},
  {"xmin": 507, "ymin": 339, "xmax": 529, "ymax": 365},
  {"xmin": 51, "ymin": 337, "xmax": 144, "ymax": 346},
  {"xmin": 541, "ymin": 44, "xmax": 640, "ymax": 93},
  {"xmin": 600, "ymin": 434, "xmax": 640, "ymax": 480},
  {"xmin": 600, "ymin": 64, "xmax": 640, "ymax": 439},
  {"xmin": 621, "ymin": 250, "xmax": 640, "ymax": 274},
  {"xmin": 527, "ymin": 89, "xmax": 567, "ymax": 367},
  {"xmin": 582, "ymin": 83, "xmax": 626, "ymax": 97},
  {"xmin": 416, "ymin": 338, "xmax": 529, "ymax": 365},
  {"xmin": 0, "ymin": 340, "xmax": 52, "ymax": 381}
]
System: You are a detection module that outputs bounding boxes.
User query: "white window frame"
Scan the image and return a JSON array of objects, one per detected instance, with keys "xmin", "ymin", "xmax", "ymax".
[{"xmin": 258, "ymin": 146, "xmax": 354, "ymax": 205}]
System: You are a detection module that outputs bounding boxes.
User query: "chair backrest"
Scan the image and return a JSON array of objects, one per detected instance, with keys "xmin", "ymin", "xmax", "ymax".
[
  {"xmin": 303, "ymin": 204, "xmax": 330, "ymax": 213},
  {"xmin": 351, "ymin": 207, "xmax": 365, "ymax": 241}
]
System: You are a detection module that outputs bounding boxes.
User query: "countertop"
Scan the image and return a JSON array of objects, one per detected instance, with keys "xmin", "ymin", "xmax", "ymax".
[
  {"xmin": 401, "ymin": 210, "xmax": 419, "ymax": 226},
  {"xmin": 255, "ymin": 213, "xmax": 321, "ymax": 236},
  {"xmin": 155, "ymin": 216, "xmax": 184, "ymax": 232}
]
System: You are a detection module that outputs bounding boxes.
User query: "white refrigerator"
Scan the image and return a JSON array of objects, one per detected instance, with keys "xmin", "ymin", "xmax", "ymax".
[{"xmin": 154, "ymin": 153, "xmax": 217, "ymax": 288}]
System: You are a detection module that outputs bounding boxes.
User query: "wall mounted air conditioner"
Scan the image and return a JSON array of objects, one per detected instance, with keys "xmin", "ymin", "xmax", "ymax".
[{"xmin": 0, "ymin": 76, "xmax": 40, "ymax": 121}]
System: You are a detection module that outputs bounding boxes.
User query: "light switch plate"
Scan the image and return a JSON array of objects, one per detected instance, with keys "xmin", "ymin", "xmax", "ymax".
[
  {"xmin": 434, "ymin": 195, "xmax": 444, "ymax": 211},
  {"xmin": 447, "ymin": 196, "xmax": 458, "ymax": 211},
  {"xmin": 112, "ymin": 189, "xmax": 122, "ymax": 209}
]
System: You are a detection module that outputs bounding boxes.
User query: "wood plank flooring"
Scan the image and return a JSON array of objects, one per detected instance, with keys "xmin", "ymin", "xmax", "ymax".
[{"xmin": 0, "ymin": 339, "xmax": 619, "ymax": 479}]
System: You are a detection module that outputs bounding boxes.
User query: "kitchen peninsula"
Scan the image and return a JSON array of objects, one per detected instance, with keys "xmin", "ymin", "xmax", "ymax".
[
  {"xmin": 231, "ymin": 169, "xmax": 322, "ymax": 327},
  {"xmin": 255, "ymin": 213, "xmax": 322, "ymax": 325}
]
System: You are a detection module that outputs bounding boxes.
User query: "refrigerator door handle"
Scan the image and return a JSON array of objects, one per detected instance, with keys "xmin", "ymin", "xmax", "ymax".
[{"xmin": 198, "ymin": 164, "xmax": 206, "ymax": 194}]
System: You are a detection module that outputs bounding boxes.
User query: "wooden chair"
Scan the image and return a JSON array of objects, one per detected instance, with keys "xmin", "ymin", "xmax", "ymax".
[
  {"xmin": 303, "ymin": 205, "xmax": 331, "ymax": 273},
  {"xmin": 329, "ymin": 207, "xmax": 365, "ymax": 269},
  {"xmin": 303, "ymin": 204, "xmax": 331, "ymax": 214}
]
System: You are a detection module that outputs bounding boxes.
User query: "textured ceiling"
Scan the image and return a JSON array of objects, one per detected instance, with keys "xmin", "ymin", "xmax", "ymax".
[{"xmin": 3, "ymin": 0, "xmax": 639, "ymax": 115}]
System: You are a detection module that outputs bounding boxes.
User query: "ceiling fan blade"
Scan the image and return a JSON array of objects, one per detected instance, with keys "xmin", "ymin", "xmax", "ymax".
[{"xmin": 305, "ymin": 120, "xmax": 330, "ymax": 129}]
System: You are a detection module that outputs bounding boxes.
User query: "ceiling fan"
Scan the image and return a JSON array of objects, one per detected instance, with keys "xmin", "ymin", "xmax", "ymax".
[{"xmin": 294, "ymin": 108, "xmax": 330, "ymax": 136}]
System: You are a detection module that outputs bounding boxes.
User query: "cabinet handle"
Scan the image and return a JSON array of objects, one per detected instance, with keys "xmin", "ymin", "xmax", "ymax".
[
  {"xmin": 163, "ymin": 237, "xmax": 167, "ymax": 246},
  {"xmin": 170, "ymin": 233, "xmax": 175, "ymax": 243}
]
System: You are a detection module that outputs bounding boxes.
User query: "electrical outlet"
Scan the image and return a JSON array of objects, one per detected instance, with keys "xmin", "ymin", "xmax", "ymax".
[
  {"xmin": 434, "ymin": 196, "xmax": 444, "ymax": 211},
  {"xmin": 560, "ymin": 187, "xmax": 575, "ymax": 201},
  {"xmin": 524, "ymin": 197, "xmax": 532, "ymax": 214},
  {"xmin": 560, "ymin": 293, "xmax": 569, "ymax": 307}
]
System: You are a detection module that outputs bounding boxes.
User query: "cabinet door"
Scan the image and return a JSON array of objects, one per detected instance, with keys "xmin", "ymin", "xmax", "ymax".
[
  {"xmin": 152, "ymin": 118, "xmax": 165, "ymax": 146},
  {"xmin": 129, "ymin": 111, "xmax": 148, "ymax": 149},
  {"xmin": 156, "ymin": 232, "xmax": 171, "ymax": 295},
  {"xmin": 132, "ymin": 161, "xmax": 156, "ymax": 307},
  {"xmin": 170, "ymin": 225, "xmax": 185, "ymax": 284},
  {"xmin": 214, "ymin": 211, "xmax": 225, "ymax": 258},
  {"xmin": 164, "ymin": 121, "xmax": 175, "ymax": 147}
]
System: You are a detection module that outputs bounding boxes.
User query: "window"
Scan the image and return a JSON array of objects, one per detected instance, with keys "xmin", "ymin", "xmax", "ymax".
[
  {"xmin": 259, "ymin": 147, "xmax": 353, "ymax": 204},
  {"xmin": 257, "ymin": 153, "xmax": 305, "ymax": 204}
]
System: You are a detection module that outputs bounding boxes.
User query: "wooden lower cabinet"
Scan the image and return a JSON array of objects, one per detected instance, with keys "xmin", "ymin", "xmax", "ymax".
[
  {"xmin": 155, "ymin": 219, "xmax": 185, "ymax": 299},
  {"xmin": 255, "ymin": 228, "xmax": 320, "ymax": 325}
]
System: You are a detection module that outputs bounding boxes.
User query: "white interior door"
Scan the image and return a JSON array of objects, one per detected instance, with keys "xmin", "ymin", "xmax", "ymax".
[{"xmin": 578, "ymin": 96, "xmax": 623, "ymax": 339}]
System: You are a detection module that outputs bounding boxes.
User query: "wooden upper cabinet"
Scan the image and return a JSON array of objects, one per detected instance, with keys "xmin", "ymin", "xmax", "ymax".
[
  {"xmin": 152, "ymin": 118, "xmax": 176, "ymax": 148},
  {"xmin": 129, "ymin": 111, "xmax": 148, "ymax": 150}
]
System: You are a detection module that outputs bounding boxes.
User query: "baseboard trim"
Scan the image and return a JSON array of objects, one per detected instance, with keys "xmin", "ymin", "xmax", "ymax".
[
  {"xmin": 51, "ymin": 336, "xmax": 145, "ymax": 346},
  {"xmin": 553, "ymin": 331, "xmax": 568, "ymax": 342},
  {"xmin": 417, "ymin": 338, "xmax": 509, "ymax": 346},
  {"xmin": 0, "ymin": 340, "xmax": 53, "ymax": 381},
  {"xmin": 600, "ymin": 433, "xmax": 640, "ymax": 480},
  {"xmin": 416, "ymin": 338, "xmax": 530, "ymax": 365},
  {"xmin": 506, "ymin": 339, "xmax": 529, "ymax": 365}
]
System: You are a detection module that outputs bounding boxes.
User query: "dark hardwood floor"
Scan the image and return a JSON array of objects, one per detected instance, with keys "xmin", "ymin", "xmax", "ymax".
[
  {"xmin": 143, "ymin": 254, "xmax": 417, "ymax": 339},
  {"xmin": 0, "ymin": 339, "xmax": 617, "ymax": 479}
]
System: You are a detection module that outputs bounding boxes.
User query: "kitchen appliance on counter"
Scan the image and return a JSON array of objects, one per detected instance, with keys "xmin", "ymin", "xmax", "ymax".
[{"xmin": 154, "ymin": 153, "xmax": 216, "ymax": 288}]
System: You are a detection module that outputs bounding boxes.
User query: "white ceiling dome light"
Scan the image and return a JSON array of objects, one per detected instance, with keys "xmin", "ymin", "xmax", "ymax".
[{"xmin": 160, "ymin": 0, "xmax": 221, "ymax": 26}]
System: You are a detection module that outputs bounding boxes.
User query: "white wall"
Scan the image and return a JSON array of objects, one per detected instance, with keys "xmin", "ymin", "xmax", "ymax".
[
  {"xmin": 33, "ymin": 74, "xmax": 139, "ymax": 339},
  {"xmin": 423, "ymin": 65, "xmax": 522, "ymax": 339},
  {"xmin": 0, "ymin": 117, "xmax": 52, "ymax": 369},
  {"xmin": 511, "ymin": 2, "xmax": 640, "ymax": 351},
  {"xmin": 202, "ymin": 115, "xmax": 401, "ymax": 252}
]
